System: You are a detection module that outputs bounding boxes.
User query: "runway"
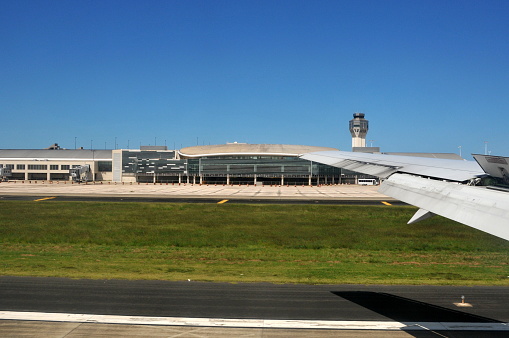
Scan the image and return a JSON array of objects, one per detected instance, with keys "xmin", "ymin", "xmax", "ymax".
[
  {"xmin": 0, "ymin": 277, "xmax": 507, "ymax": 337},
  {"xmin": 0, "ymin": 183, "xmax": 505, "ymax": 336}
]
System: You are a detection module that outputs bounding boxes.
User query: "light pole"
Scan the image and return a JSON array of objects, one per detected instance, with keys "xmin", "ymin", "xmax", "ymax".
[
  {"xmin": 92, "ymin": 149, "xmax": 95, "ymax": 182},
  {"xmin": 74, "ymin": 137, "xmax": 77, "ymax": 150},
  {"xmin": 484, "ymin": 141, "xmax": 488, "ymax": 155},
  {"xmin": 458, "ymin": 145, "xmax": 462, "ymax": 158}
]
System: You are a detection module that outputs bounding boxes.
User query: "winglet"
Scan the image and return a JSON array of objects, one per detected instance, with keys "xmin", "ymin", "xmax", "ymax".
[{"xmin": 408, "ymin": 208, "xmax": 435, "ymax": 224}]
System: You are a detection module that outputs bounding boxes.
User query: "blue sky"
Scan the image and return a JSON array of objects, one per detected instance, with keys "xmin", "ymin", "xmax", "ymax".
[{"xmin": 1, "ymin": 0, "xmax": 508, "ymax": 158}]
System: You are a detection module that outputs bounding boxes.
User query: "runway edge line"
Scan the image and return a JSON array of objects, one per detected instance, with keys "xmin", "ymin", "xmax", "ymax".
[{"xmin": 0, "ymin": 311, "xmax": 508, "ymax": 331}]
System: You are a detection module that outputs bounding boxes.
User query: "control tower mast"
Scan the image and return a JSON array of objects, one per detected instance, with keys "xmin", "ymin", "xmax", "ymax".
[{"xmin": 349, "ymin": 113, "xmax": 369, "ymax": 149}]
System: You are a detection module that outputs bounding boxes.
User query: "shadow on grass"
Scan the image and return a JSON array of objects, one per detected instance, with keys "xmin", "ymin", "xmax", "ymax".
[{"xmin": 332, "ymin": 291, "xmax": 504, "ymax": 338}]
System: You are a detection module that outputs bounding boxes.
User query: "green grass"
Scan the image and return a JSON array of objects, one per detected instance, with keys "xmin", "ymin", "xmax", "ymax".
[{"xmin": 0, "ymin": 201, "xmax": 508, "ymax": 285}]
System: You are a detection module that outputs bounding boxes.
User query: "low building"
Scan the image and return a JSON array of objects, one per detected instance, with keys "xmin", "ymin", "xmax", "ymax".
[
  {"xmin": 0, "ymin": 149, "xmax": 112, "ymax": 181},
  {"xmin": 0, "ymin": 143, "xmax": 376, "ymax": 185}
]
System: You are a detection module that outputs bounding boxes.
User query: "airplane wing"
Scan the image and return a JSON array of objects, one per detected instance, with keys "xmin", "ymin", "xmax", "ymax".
[{"xmin": 301, "ymin": 151, "xmax": 509, "ymax": 241}]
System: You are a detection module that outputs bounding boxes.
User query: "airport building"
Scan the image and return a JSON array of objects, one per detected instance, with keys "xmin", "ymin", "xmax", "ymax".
[
  {"xmin": 0, "ymin": 148, "xmax": 113, "ymax": 182},
  {"xmin": 0, "ymin": 114, "xmax": 460, "ymax": 184},
  {"xmin": 0, "ymin": 143, "xmax": 370, "ymax": 185}
]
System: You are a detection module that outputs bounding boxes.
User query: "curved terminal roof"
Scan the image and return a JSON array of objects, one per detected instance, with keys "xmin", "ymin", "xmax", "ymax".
[{"xmin": 179, "ymin": 144, "xmax": 338, "ymax": 158}]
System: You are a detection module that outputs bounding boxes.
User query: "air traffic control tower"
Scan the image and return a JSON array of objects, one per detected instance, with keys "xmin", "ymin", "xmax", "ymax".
[
  {"xmin": 349, "ymin": 113, "xmax": 369, "ymax": 148},
  {"xmin": 349, "ymin": 113, "xmax": 380, "ymax": 153}
]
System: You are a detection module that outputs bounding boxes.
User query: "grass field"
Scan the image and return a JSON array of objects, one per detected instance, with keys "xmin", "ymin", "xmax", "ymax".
[{"xmin": 1, "ymin": 201, "xmax": 508, "ymax": 285}]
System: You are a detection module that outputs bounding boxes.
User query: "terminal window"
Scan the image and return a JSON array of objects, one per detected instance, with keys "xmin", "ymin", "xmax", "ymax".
[
  {"xmin": 98, "ymin": 161, "xmax": 112, "ymax": 172},
  {"xmin": 28, "ymin": 165, "xmax": 48, "ymax": 170}
]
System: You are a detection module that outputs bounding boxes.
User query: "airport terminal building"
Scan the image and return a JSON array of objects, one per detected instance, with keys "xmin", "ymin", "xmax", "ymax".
[
  {"xmin": 0, "ymin": 114, "xmax": 461, "ymax": 185},
  {"xmin": 0, "ymin": 143, "xmax": 375, "ymax": 185}
]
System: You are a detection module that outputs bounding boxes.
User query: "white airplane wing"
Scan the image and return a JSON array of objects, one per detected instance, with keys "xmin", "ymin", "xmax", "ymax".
[{"xmin": 301, "ymin": 151, "xmax": 509, "ymax": 241}]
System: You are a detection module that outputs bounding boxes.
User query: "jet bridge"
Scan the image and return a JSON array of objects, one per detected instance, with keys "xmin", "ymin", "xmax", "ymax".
[
  {"xmin": 0, "ymin": 167, "xmax": 12, "ymax": 181},
  {"xmin": 69, "ymin": 165, "xmax": 91, "ymax": 183}
]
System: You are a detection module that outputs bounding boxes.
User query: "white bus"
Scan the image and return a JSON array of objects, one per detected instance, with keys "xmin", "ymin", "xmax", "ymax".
[{"xmin": 358, "ymin": 178, "xmax": 378, "ymax": 186}]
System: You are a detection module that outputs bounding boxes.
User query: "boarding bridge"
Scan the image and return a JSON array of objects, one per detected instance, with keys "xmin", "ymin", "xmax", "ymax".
[
  {"xmin": 0, "ymin": 167, "xmax": 12, "ymax": 181},
  {"xmin": 69, "ymin": 165, "xmax": 90, "ymax": 183}
]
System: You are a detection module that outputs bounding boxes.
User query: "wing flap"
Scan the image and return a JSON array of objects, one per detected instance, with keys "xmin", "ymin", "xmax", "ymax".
[
  {"xmin": 302, "ymin": 151, "xmax": 483, "ymax": 181},
  {"xmin": 408, "ymin": 209, "xmax": 435, "ymax": 224},
  {"xmin": 380, "ymin": 173, "xmax": 509, "ymax": 241},
  {"xmin": 329, "ymin": 159, "xmax": 399, "ymax": 178}
]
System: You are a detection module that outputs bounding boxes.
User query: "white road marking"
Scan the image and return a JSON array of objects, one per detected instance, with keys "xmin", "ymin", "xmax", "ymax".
[{"xmin": 0, "ymin": 311, "xmax": 507, "ymax": 331}]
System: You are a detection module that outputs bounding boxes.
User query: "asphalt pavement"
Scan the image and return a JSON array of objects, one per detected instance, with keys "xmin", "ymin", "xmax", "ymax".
[
  {"xmin": 0, "ymin": 277, "xmax": 508, "ymax": 337},
  {"xmin": 0, "ymin": 182, "xmax": 506, "ymax": 337}
]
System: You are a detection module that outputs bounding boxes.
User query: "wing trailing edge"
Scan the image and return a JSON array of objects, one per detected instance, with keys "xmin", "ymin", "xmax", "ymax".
[
  {"xmin": 301, "ymin": 151, "xmax": 483, "ymax": 181},
  {"xmin": 381, "ymin": 173, "xmax": 509, "ymax": 241},
  {"xmin": 301, "ymin": 151, "xmax": 509, "ymax": 241}
]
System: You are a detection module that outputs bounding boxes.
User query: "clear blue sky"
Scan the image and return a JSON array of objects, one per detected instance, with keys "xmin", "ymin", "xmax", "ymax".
[{"xmin": 1, "ymin": 0, "xmax": 508, "ymax": 158}]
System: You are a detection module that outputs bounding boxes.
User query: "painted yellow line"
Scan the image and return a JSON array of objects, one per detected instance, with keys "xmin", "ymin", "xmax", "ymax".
[
  {"xmin": 217, "ymin": 199, "xmax": 229, "ymax": 204},
  {"xmin": 381, "ymin": 201, "xmax": 392, "ymax": 206},
  {"xmin": 33, "ymin": 197, "xmax": 57, "ymax": 202}
]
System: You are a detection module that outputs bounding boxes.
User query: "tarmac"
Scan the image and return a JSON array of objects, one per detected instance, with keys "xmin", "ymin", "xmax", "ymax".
[
  {"xmin": 5, "ymin": 181, "xmax": 503, "ymax": 337},
  {"xmin": 2, "ymin": 277, "xmax": 508, "ymax": 337},
  {"xmin": 0, "ymin": 180, "xmax": 390, "ymax": 200}
]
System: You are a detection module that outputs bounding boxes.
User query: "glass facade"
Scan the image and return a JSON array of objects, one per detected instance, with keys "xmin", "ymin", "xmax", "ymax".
[
  {"xmin": 119, "ymin": 150, "xmax": 347, "ymax": 183},
  {"xmin": 121, "ymin": 151, "xmax": 183, "ymax": 175},
  {"xmin": 190, "ymin": 158, "xmax": 332, "ymax": 177},
  {"xmin": 98, "ymin": 161, "xmax": 112, "ymax": 172}
]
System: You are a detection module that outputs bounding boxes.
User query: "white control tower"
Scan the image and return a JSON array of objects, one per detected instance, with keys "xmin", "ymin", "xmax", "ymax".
[{"xmin": 349, "ymin": 113, "xmax": 369, "ymax": 148}]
